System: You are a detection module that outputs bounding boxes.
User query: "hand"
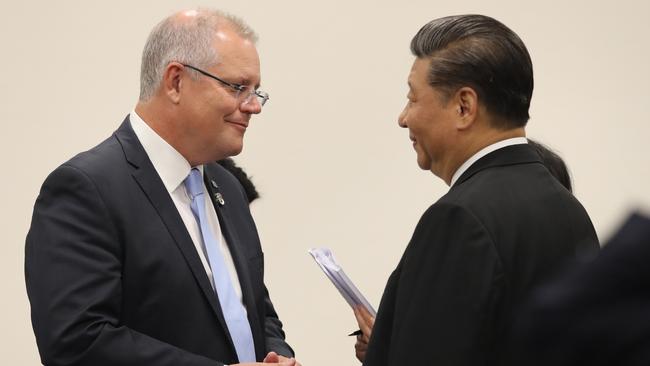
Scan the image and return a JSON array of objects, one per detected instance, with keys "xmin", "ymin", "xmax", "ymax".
[
  {"xmin": 353, "ymin": 305, "xmax": 375, "ymax": 362},
  {"xmin": 235, "ymin": 360, "xmax": 295, "ymax": 366},
  {"xmin": 262, "ymin": 351, "xmax": 302, "ymax": 366},
  {"xmin": 235, "ymin": 362, "xmax": 295, "ymax": 366}
]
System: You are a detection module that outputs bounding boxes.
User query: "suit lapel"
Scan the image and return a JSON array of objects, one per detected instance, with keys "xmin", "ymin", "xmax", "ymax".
[
  {"xmin": 454, "ymin": 144, "xmax": 543, "ymax": 188},
  {"xmin": 204, "ymin": 166, "xmax": 265, "ymax": 360},
  {"xmin": 114, "ymin": 118, "xmax": 233, "ymax": 337}
]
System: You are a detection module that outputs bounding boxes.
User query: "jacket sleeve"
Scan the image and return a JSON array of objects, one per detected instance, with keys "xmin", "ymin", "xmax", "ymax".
[
  {"xmin": 25, "ymin": 164, "xmax": 223, "ymax": 366},
  {"xmin": 262, "ymin": 285, "xmax": 294, "ymax": 358}
]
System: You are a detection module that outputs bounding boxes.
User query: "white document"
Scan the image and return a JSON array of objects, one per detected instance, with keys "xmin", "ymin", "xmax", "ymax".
[{"xmin": 308, "ymin": 247, "xmax": 376, "ymax": 317}]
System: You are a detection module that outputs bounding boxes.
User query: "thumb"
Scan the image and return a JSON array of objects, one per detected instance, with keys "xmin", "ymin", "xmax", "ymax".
[
  {"xmin": 263, "ymin": 351, "xmax": 279, "ymax": 363},
  {"xmin": 279, "ymin": 358, "xmax": 296, "ymax": 366}
]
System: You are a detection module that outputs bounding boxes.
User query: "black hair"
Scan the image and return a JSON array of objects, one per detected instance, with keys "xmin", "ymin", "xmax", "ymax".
[
  {"xmin": 411, "ymin": 14, "xmax": 534, "ymax": 128},
  {"xmin": 217, "ymin": 158, "xmax": 259, "ymax": 203},
  {"xmin": 528, "ymin": 139, "xmax": 572, "ymax": 192}
]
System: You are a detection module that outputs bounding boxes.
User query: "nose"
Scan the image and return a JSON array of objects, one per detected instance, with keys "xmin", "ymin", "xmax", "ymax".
[
  {"xmin": 398, "ymin": 105, "xmax": 408, "ymax": 128},
  {"xmin": 240, "ymin": 95, "xmax": 262, "ymax": 114}
]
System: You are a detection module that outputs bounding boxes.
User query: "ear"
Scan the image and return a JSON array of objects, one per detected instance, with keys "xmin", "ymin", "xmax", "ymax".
[
  {"xmin": 452, "ymin": 87, "xmax": 479, "ymax": 130},
  {"xmin": 161, "ymin": 62, "xmax": 185, "ymax": 104}
]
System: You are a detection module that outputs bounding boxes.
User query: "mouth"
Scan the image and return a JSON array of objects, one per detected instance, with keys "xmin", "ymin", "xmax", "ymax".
[
  {"xmin": 409, "ymin": 135, "xmax": 417, "ymax": 145},
  {"xmin": 226, "ymin": 120, "xmax": 249, "ymax": 131}
]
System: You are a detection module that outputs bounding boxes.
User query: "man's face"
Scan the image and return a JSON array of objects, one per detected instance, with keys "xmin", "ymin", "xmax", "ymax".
[
  {"xmin": 180, "ymin": 27, "xmax": 262, "ymax": 164},
  {"xmin": 398, "ymin": 58, "xmax": 457, "ymax": 176}
]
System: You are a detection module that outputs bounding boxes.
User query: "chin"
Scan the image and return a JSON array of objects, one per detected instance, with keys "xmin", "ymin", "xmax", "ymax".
[
  {"xmin": 195, "ymin": 145, "xmax": 243, "ymax": 164},
  {"xmin": 416, "ymin": 156, "xmax": 431, "ymax": 170},
  {"xmin": 225, "ymin": 142, "xmax": 244, "ymax": 158}
]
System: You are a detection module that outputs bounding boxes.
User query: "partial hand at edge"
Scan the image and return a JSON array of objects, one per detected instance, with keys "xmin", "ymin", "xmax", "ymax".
[
  {"xmin": 260, "ymin": 351, "xmax": 301, "ymax": 366},
  {"xmin": 353, "ymin": 305, "xmax": 376, "ymax": 362}
]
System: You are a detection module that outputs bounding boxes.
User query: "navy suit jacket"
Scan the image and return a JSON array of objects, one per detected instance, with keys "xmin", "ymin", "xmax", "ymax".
[
  {"xmin": 513, "ymin": 212, "xmax": 650, "ymax": 365},
  {"xmin": 25, "ymin": 118, "xmax": 293, "ymax": 365},
  {"xmin": 363, "ymin": 144, "xmax": 599, "ymax": 366}
]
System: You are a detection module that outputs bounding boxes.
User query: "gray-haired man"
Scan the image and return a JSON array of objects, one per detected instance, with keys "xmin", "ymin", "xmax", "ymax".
[{"xmin": 26, "ymin": 8, "xmax": 298, "ymax": 366}]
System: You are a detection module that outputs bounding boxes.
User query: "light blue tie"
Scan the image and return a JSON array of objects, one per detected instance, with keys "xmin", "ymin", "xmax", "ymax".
[{"xmin": 184, "ymin": 168, "xmax": 256, "ymax": 362}]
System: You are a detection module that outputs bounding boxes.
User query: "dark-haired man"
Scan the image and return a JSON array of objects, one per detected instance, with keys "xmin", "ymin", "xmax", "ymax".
[{"xmin": 356, "ymin": 14, "xmax": 599, "ymax": 365}]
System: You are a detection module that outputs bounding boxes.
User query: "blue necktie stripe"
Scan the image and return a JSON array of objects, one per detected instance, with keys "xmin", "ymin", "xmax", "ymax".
[{"xmin": 184, "ymin": 168, "xmax": 256, "ymax": 362}]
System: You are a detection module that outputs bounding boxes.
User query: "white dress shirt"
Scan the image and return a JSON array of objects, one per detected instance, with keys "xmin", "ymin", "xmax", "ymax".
[
  {"xmin": 450, "ymin": 137, "xmax": 528, "ymax": 187},
  {"xmin": 129, "ymin": 111, "xmax": 245, "ymax": 304}
]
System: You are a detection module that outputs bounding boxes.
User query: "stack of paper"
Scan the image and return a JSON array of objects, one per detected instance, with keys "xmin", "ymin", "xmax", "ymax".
[{"xmin": 308, "ymin": 247, "xmax": 376, "ymax": 317}]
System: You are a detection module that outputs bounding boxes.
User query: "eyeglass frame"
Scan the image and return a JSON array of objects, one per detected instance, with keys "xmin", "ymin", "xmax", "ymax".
[{"xmin": 181, "ymin": 63, "xmax": 270, "ymax": 107}]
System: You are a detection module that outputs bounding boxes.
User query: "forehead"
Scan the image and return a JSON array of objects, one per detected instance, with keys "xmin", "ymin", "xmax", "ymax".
[
  {"xmin": 408, "ymin": 57, "xmax": 431, "ymax": 89},
  {"xmin": 212, "ymin": 28, "xmax": 260, "ymax": 81}
]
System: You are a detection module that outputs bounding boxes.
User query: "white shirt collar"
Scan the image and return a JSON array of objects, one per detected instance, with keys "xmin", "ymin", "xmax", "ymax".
[
  {"xmin": 129, "ymin": 111, "xmax": 202, "ymax": 193},
  {"xmin": 449, "ymin": 137, "xmax": 528, "ymax": 187}
]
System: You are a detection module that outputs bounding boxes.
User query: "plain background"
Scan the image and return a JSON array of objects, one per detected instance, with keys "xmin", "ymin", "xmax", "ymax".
[{"xmin": 2, "ymin": 0, "xmax": 649, "ymax": 364}]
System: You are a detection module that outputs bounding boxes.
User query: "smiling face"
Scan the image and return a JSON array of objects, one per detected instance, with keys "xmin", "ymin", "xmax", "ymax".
[
  {"xmin": 179, "ymin": 25, "xmax": 262, "ymax": 165},
  {"xmin": 398, "ymin": 57, "xmax": 458, "ymax": 178}
]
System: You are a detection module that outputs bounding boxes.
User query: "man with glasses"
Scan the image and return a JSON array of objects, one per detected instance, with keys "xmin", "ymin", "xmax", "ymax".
[{"xmin": 26, "ymin": 8, "xmax": 298, "ymax": 366}]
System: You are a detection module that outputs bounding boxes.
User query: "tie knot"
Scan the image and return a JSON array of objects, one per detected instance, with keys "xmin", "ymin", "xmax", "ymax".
[{"xmin": 184, "ymin": 168, "xmax": 204, "ymax": 200}]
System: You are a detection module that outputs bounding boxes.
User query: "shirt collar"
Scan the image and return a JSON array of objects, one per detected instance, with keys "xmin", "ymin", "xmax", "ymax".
[
  {"xmin": 129, "ymin": 111, "xmax": 203, "ymax": 193},
  {"xmin": 450, "ymin": 137, "xmax": 528, "ymax": 187}
]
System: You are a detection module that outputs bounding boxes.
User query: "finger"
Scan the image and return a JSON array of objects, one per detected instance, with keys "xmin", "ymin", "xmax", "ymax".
[
  {"xmin": 279, "ymin": 358, "xmax": 296, "ymax": 366},
  {"xmin": 354, "ymin": 309, "xmax": 372, "ymax": 336},
  {"xmin": 278, "ymin": 355, "xmax": 299, "ymax": 365},
  {"xmin": 357, "ymin": 306, "xmax": 376, "ymax": 328},
  {"xmin": 355, "ymin": 339, "xmax": 366, "ymax": 362},
  {"xmin": 355, "ymin": 340, "xmax": 367, "ymax": 352},
  {"xmin": 356, "ymin": 334, "xmax": 368, "ymax": 345},
  {"xmin": 264, "ymin": 351, "xmax": 279, "ymax": 363},
  {"xmin": 354, "ymin": 307, "xmax": 370, "ymax": 334},
  {"xmin": 353, "ymin": 306, "xmax": 361, "ymax": 322},
  {"xmin": 356, "ymin": 349, "xmax": 366, "ymax": 362}
]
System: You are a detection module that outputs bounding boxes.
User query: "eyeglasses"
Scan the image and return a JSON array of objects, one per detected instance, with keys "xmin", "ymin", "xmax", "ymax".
[{"xmin": 181, "ymin": 64, "xmax": 270, "ymax": 107}]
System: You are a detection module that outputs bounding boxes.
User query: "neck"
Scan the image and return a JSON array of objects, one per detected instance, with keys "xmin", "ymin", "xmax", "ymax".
[
  {"xmin": 135, "ymin": 100, "xmax": 198, "ymax": 165},
  {"xmin": 437, "ymin": 127, "xmax": 526, "ymax": 185},
  {"xmin": 135, "ymin": 100, "xmax": 172, "ymax": 144}
]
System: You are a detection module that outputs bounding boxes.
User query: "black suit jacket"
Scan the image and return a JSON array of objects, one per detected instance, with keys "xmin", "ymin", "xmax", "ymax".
[
  {"xmin": 513, "ymin": 212, "xmax": 650, "ymax": 366},
  {"xmin": 25, "ymin": 118, "xmax": 293, "ymax": 366},
  {"xmin": 363, "ymin": 144, "xmax": 599, "ymax": 366}
]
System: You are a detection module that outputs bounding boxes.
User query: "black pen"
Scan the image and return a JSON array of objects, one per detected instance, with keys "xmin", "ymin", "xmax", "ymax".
[{"xmin": 348, "ymin": 329, "xmax": 363, "ymax": 336}]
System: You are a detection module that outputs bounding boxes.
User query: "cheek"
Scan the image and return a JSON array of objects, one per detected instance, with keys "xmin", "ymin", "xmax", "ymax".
[
  {"xmin": 215, "ymin": 94, "xmax": 241, "ymax": 115},
  {"xmin": 411, "ymin": 116, "xmax": 438, "ymax": 153},
  {"xmin": 408, "ymin": 110, "xmax": 429, "ymax": 136},
  {"xmin": 204, "ymin": 89, "xmax": 239, "ymax": 116},
  {"xmin": 218, "ymin": 98, "xmax": 238, "ymax": 113}
]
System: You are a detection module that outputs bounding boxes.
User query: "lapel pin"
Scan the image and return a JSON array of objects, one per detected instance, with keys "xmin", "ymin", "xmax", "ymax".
[
  {"xmin": 209, "ymin": 179, "xmax": 225, "ymax": 206},
  {"xmin": 215, "ymin": 192, "xmax": 225, "ymax": 206}
]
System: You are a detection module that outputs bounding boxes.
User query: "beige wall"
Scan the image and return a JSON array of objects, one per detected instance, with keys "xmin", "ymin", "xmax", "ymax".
[{"xmin": 2, "ymin": 0, "xmax": 649, "ymax": 364}]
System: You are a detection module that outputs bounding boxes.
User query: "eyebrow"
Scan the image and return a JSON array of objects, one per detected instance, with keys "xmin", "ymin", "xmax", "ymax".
[
  {"xmin": 407, "ymin": 80, "xmax": 415, "ymax": 94},
  {"xmin": 238, "ymin": 77, "xmax": 260, "ymax": 90}
]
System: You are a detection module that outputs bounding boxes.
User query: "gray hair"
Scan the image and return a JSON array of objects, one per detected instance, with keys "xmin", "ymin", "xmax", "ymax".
[{"xmin": 139, "ymin": 8, "xmax": 258, "ymax": 101}]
